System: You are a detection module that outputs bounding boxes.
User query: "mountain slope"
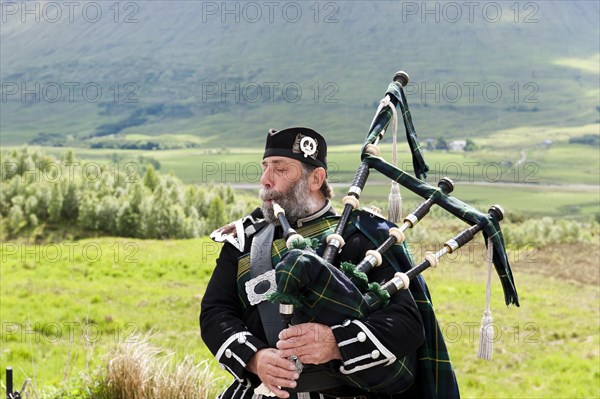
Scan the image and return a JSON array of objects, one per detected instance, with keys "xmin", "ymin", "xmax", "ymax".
[{"xmin": 1, "ymin": 1, "xmax": 598, "ymax": 146}]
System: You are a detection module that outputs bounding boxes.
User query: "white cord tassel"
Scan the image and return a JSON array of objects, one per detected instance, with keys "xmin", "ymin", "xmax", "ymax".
[
  {"xmin": 477, "ymin": 238, "xmax": 494, "ymax": 360},
  {"xmin": 376, "ymin": 95, "xmax": 402, "ymax": 223},
  {"xmin": 388, "ymin": 181, "xmax": 402, "ymax": 223}
]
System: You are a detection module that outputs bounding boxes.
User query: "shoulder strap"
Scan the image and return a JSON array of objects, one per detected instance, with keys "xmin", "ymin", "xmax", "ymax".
[{"xmin": 249, "ymin": 224, "xmax": 282, "ymax": 347}]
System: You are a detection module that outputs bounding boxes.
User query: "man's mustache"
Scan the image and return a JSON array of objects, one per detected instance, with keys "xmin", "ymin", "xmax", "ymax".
[{"xmin": 259, "ymin": 189, "xmax": 283, "ymax": 201}]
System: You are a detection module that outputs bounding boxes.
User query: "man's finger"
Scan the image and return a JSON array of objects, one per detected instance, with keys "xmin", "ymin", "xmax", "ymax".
[
  {"xmin": 276, "ymin": 337, "xmax": 303, "ymax": 351},
  {"xmin": 266, "ymin": 372, "xmax": 299, "ymax": 390},
  {"xmin": 272, "ymin": 351, "xmax": 298, "ymax": 370},
  {"xmin": 264, "ymin": 383, "xmax": 290, "ymax": 399},
  {"xmin": 279, "ymin": 324, "xmax": 303, "ymax": 340},
  {"xmin": 280, "ymin": 322, "xmax": 319, "ymax": 339},
  {"xmin": 277, "ymin": 348, "xmax": 300, "ymax": 359},
  {"xmin": 264, "ymin": 366, "xmax": 300, "ymax": 397},
  {"xmin": 265, "ymin": 361, "xmax": 297, "ymax": 380}
]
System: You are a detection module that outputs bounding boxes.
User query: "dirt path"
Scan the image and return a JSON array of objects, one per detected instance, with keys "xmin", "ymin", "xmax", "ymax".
[{"xmin": 511, "ymin": 242, "xmax": 600, "ymax": 287}]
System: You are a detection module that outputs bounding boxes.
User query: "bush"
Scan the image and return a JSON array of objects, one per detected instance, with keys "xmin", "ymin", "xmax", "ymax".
[
  {"xmin": 502, "ymin": 216, "xmax": 592, "ymax": 247},
  {"xmin": 206, "ymin": 196, "xmax": 226, "ymax": 232},
  {"xmin": 7, "ymin": 205, "xmax": 26, "ymax": 234},
  {"xmin": 1, "ymin": 147, "xmax": 257, "ymax": 240}
]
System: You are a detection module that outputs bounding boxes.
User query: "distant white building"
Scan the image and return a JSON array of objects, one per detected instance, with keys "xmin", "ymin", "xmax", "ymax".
[{"xmin": 448, "ymin": 140, "xmax": 466, "ymax": 152}]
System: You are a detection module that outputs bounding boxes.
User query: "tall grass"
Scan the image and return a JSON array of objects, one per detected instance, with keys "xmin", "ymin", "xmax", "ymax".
[
  {"xmin": 40, "ymin": 334, "xmax": 220, "ymax": 399},
  {"xmin": 99, "ymin": 335, "xmax": 217, "ymax": 399}
]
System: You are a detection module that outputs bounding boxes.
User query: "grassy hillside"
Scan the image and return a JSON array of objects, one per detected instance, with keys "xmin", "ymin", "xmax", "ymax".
[{"xmin": 1, "ymin": 1, "xmax": 598, "ymax": 146}]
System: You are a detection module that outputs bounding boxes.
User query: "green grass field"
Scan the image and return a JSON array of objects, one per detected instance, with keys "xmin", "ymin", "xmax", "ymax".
[
  {"xmin": 357, "ymin": 183, "xmax": 599, "ymax": 221},
  {"xmin": 10, "ymin": 135, "xmax": 599, "ymax": 223},
  {"xmin": 0, "ymin": 238, "xmax": 219, "ymax": 393},
  {"xmin": 1, "ymin": 236, "xmax": 598, "ymax": 398}
]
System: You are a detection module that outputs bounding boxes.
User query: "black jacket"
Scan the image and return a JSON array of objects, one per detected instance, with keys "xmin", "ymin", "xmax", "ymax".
[{"xmin": 200, "ymin": 205, "xmax": 425, "ymax": 398}]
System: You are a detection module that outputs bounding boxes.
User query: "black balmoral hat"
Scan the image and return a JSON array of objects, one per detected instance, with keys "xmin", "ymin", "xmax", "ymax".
[{"xmin": 263, "ymin": 127, "xmax": 327, "ymax": 170}]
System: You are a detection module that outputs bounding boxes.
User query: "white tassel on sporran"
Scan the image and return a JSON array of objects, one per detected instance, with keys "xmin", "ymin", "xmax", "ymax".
[{"xmin": 477, "ymin": 238, "xmax": 494, "ymax": 360}]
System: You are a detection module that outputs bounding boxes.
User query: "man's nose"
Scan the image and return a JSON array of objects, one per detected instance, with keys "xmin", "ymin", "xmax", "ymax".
[{"xmin": 260, "ymin": 167, "xmax": 273, "ymax": 189}]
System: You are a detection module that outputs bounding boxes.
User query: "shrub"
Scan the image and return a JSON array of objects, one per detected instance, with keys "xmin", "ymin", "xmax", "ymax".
[{"xmin": 1, "ymin": 147, "xmax": 257, "ymax": 240}]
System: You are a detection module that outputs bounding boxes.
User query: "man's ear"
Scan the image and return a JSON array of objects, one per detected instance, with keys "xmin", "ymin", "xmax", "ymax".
[{"xmin": 310, "ymin": 167, "xmax": 326, "ymax": 193}]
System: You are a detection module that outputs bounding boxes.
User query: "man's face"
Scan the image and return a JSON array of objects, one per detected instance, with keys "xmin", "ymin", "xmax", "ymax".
[
  {"xmin": 260, "ymin": 157, "xmax": 305, "ymax": 196},
  {"xmin": 259, "ymin": 157, "xmax": 317, "ymax": 225}
]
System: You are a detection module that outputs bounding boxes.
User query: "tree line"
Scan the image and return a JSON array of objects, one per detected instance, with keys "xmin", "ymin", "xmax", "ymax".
[{"xmin": 1, "ymin": 147, "xmax": 259, "ymax": 239}]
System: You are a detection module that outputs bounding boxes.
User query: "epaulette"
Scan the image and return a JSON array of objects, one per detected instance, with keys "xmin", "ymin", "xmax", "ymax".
[
  {"xmin": 353, "ymin": 207, "xmax": 396, "ymax": 233},
  {"xmin": 209, "ymin": 207, "xmax": 267, "ymax": 251},
  {"xmin": 351, "ymin": 208, "xmax": 398, "ymax": 243},
  {"xmin": 360, "ymin": 206, "xmax": 385, "ymax": 219}
]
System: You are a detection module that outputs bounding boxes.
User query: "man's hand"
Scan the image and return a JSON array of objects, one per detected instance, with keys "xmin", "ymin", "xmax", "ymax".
[
  {"xmin": 246, "ymin": 348, "xmax": 299, "ymax": 398},
  {"xmin": 276, "ymin": 322, "xmax": 342, "ymax": 365}
]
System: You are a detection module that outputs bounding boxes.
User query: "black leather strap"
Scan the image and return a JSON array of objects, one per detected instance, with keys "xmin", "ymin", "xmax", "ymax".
[{"xmin": 250, "ymin": 224, "xmax": 282, "ymax": 347}]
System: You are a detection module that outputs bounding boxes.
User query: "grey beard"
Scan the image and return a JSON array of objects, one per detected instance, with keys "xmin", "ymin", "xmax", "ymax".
[{"xmin": 260, "ymin": 177, "xmax": 318, "ymax": 226}]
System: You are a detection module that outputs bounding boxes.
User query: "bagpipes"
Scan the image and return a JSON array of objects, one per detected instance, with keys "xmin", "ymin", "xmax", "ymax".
[{"xmin": 265, "ymin": 71, "xmax": 519, "ymax": 395}]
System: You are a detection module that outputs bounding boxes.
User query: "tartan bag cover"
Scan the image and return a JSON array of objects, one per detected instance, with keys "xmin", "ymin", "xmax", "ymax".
[
  {"xmin": 263, "ymin": 210, "xmax": 460, "ymax": 398},
  {"xmin": 270, "ymin": 248, "xmax": 376, "ymax": 323}
]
